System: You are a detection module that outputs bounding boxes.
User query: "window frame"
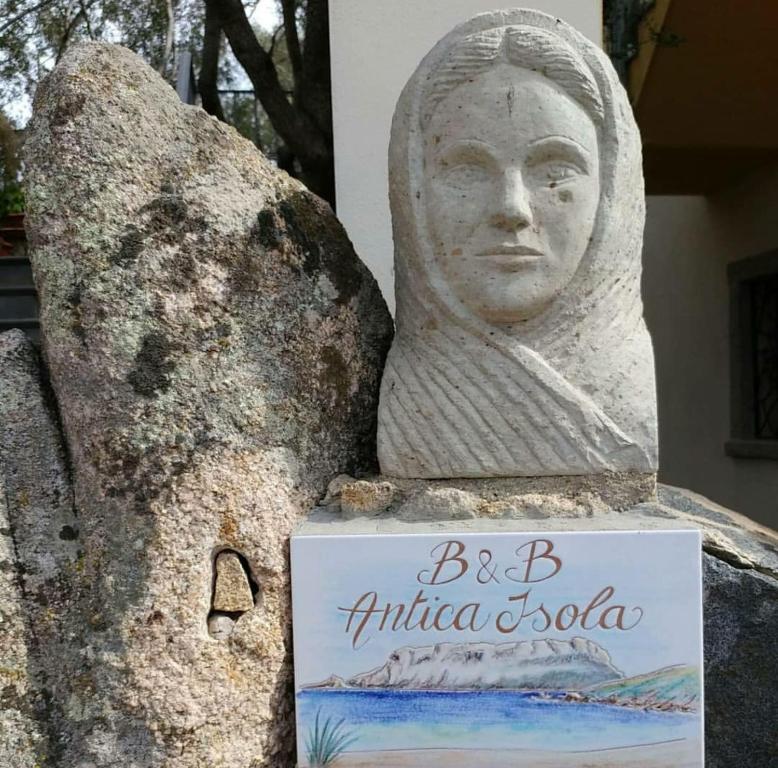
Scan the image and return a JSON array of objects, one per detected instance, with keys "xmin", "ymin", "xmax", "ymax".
[{"xmin": 726, "ymin": 248, "xmax": 778, "ymax": 460}]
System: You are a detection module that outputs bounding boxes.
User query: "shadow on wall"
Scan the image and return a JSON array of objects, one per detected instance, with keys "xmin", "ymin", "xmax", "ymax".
[{"xmin": 642, "ymin": 161, "xmax": 778, "ymax": 531}]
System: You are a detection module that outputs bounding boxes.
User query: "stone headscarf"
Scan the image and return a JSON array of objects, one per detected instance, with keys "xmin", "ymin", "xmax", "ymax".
[{"xmin": 377, "ymin": 9, "xmax": 658, "ymax": 478}]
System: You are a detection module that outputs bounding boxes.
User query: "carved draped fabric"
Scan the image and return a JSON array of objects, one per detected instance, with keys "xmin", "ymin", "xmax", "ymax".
[{"xmin": 377, "ymin": 9, "xmax": 658, "ymax": 478}]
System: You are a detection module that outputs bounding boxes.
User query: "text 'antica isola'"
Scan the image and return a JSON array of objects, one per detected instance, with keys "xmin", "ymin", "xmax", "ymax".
[{"xmin": 337, "ymin": 539, "xmax": 644, "ymax": 649}]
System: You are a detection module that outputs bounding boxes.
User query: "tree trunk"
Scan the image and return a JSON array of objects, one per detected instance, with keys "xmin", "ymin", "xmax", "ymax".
[
  {"xmin": 297, "ymin": 0, "xmax": 334, "ymax": 205},
  {"xmin": 198, "ymin": 0, "xmax": 225, "ymax": 122},
  {"xmin": 208, "ymin": 0, "xmax": 335, "ymax": 205}
]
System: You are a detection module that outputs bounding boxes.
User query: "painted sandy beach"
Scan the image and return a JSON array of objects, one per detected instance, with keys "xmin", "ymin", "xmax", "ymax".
[{"xmin": 334, "ymin": 738, "xmax": 701, "ymax": 768}]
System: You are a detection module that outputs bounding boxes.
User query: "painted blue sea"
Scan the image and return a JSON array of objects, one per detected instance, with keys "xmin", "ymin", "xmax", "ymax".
[{"xmin": 296, "ymin": 689, "xmax": 698, "ymax": 754}]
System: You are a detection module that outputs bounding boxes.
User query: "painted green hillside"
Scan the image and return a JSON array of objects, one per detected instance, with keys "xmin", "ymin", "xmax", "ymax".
[{"xmin": 586, "ymin": 665, "xmax": 700, "ymax": 710}]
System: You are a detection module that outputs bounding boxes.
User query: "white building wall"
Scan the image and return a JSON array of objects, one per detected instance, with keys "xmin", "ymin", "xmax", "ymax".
[
  {"xmin": 329, "ymin": 0, "xmax": 602, "ymax": 312},
  {"xmin": 643, "ymin": 165, "xmax": 778, "ymax": 529}
]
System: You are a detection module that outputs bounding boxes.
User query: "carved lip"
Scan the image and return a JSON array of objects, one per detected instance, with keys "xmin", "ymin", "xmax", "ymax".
[{"xmin": 478, "ymin": 244, "xmax": 543, "ymax": 270}]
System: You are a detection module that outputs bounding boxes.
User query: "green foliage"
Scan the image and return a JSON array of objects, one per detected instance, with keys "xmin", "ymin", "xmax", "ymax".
[
  {"xmin": 0, "ymin": 0, "xmax": 205, "ymax": 111},
  {"xmin": 0, "ymin": 110, "xmax": 19, "ymax": 175},
  {"xmin": 0, "ymin": 180, "xmax": 24, "ymax": 217},
  {"xmin": 0, "ymin": 0, "xmax": 334, "ymax": 200},
  {"xmin": 305, "ymin": 710, "xmax": 358, "ymax": 767},
  {"xmin": 0, "ymin": 1, "xmax": 292, "ymax": 155},
  {"xmin": 0, "ymin": 109, "xmax": 23, "ymax": 215}
]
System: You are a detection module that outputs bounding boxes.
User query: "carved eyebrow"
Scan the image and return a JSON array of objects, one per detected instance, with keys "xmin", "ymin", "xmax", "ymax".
[
  {"xmin": 526, "ymin": 135, "xmax": 593, "ymax": 157},
  {"xmin": 434, "ymin": 138, "xmax": 498, "ymax": 161},
  {"xmin": 525, "ymin": 136, "xmax": 594, "ymax": 176}
]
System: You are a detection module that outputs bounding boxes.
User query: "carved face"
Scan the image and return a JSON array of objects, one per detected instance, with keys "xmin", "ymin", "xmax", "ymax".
[{"xmin": 424, "ymin": 64, "xmax": 600, "ymax": 324}]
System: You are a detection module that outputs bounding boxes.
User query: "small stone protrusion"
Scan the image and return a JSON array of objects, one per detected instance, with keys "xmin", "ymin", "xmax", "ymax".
[
  {"xmin": 207, "ymin": 612, "xmax": 237, "ymax": 640},
  {"xmin": 340, "ymin": 480, "xmax": 396, "ymax": 519},
  {"xmin": 396, "ymin": 487, "xmax": 478, "ymax": 521},
  {"xmin": 322, "ymin": 474, "xmax": 355, "ymax": 505},
  {"xmin": 212, "ymin": 551, "xmax": 254, "ymax": 613}
]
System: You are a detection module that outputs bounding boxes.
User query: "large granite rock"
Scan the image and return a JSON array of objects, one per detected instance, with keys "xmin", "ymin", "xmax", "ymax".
[
  {"xmin": 312, "ymin": 478, "xmax": 778, "ymax": 767},
  {"xmin": 0, "ymin": 478, "xmax": 45, "ymax": 766},
  {"xmin": 0, "ymin": 329, "xmax": 78, "ymax": 767},
  {"xmin": 17, "ymin": 42, "xmax": 392, "ymax": 767}
]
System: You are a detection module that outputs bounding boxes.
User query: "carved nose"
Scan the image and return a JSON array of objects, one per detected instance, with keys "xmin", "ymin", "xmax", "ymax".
[{"xmin": 491, "ymin": 169, "xmax": 532, "ymax": 231}]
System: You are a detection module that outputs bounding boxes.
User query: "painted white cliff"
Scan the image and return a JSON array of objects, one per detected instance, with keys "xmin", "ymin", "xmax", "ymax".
[{"xmin": 310, "ymin": 638, "xmax": 624, "ymax": 691}]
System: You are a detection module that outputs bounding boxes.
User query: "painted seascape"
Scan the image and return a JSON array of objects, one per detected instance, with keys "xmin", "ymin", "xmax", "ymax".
[{"xmin": 296, "ymin": 638, "xmax": 701, "ymax": 768}]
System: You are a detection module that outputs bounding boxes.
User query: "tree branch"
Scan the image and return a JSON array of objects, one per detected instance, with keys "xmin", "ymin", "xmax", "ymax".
[
  {"xmin": 159, "ymin": 0, "xmax": 175, "ymax": 77},
  {"xmin": 55, "ymin": 8, "xmax": 85, "ymax": 64},
  {"xmin": 267, "ymin": 19, "xmax": 284, "ymax": 59},
  {"xmin": 209, "ymin": 0, "xmax": 329, "ymax": 167},
  {"xmin": 78, "ymin": 0, "xmax": 95, "ymax": 39},
  {"xmin": 198, "ymin": 0, "xmax": 224, "ymax": 121},
  {"xmin": 299, "ymin": 0, "xmax": 332, "ymax": 142},
  {"xmin": 0, "ymin": 0, "xmax": 61, "ymax": 36},
  {"xmin": 279, "ymin": 0, "xmax": 302, "ymax": 86}
]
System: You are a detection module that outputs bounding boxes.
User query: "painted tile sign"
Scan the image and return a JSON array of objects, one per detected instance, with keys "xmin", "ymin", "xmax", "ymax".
[{"xmin": 291, "ymin": 530, "xmax": 704, "ymax": 768}]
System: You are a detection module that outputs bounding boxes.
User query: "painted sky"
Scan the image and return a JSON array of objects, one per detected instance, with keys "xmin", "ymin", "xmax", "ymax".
[{"xmin": 291, "ymin": 530, "xmax": 702, "ymax": 687}]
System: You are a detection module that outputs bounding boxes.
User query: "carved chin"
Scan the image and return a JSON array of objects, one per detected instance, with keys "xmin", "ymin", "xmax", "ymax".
[
  {"xmin": 476, "ymin": 305, "xmax": 550, "ymax": 324},
  {"xmin": 452, "ymin": 281, "xmax": 562, "ymax": 325}
]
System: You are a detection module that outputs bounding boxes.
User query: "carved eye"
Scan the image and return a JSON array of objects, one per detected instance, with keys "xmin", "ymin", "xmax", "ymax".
[
  {"xmin": 439, "ymin": 162, "xmax": 492, "ymax": 191},
  {"xmin": 543, "ymin": 162, "xmax": 583, "ymax": 186},
  {"xmin": 525, "ymin": 139, "xmax": 591, "ymax": 188}
]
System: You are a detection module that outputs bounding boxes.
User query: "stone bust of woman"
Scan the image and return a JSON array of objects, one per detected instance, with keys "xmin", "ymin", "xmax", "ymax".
[{"xmin": 377, "ymin": 9, "xmax": 658, "ymax": 479}]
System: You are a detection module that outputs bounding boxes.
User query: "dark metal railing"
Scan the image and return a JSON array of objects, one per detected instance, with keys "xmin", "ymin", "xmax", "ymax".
[{"xmin": 0, "ymin": 217, "xmax": 39, "ymax": 343}]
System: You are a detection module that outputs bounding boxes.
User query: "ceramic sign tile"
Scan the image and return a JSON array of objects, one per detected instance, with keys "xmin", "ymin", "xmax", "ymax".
[{"xmin": 291, "ymin": 529, "xmax": 703, "ymax": 768}]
